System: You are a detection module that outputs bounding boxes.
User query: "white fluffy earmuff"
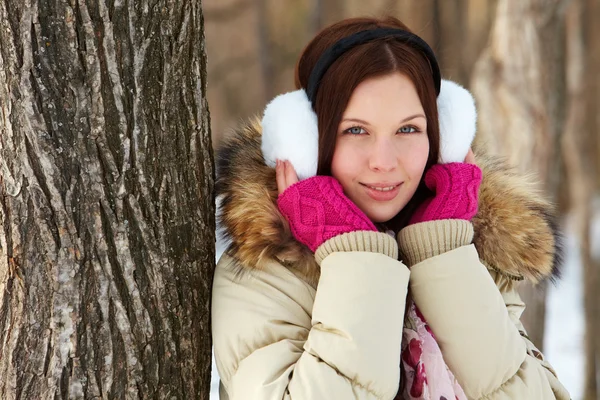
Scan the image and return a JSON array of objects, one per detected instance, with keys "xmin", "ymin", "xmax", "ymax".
[
  {"xmin": 260, "ymin": 79, "xmax": 477, "ymax": 180},
  {"xmin": 436, "ymin": 80, "xmax": 477, "ymax": 163}
]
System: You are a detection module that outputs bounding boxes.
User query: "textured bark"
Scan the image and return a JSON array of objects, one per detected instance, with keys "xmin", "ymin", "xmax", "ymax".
[
  {"xmin": 471, "ymin": 0, "xmax": 568, "ymax": 350},
  {"xmin": 0, "ymin": 0, "xmax": 214, "ymax": 398}
]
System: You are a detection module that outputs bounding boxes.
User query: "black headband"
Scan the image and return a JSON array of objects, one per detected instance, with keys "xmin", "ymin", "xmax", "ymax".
[{"xmin": 306, "ymin": 28, "xmax": 441, "ymax": 107}]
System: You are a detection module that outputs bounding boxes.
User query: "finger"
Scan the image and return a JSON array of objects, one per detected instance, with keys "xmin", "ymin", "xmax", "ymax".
[
  {"xmin": 276, "ymin": 160, "xmax": 286, "ymax": 195},
  {"xmin": 464, "ymin": 148, "xmax": 476, "ymax": 164},
  {"xmin": 285, "ymin": 160, "xmax": 299, "ymax": 188}
]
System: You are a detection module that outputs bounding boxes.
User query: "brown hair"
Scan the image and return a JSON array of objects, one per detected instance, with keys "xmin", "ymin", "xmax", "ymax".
[{"xmin": 294, "ymin": 16, "xmax": 440, "ymax": 231}]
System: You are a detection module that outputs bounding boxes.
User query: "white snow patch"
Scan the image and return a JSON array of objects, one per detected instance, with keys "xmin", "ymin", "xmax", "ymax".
[{"xmin": 210, "ymin": 353, "xmax": 220, "ymax": 399}]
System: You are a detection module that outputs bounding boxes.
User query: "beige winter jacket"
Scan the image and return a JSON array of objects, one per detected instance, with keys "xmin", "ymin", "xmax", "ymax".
[{"xmin": 212, "ymin": 120, "xmax": 570, "ymax": 399}]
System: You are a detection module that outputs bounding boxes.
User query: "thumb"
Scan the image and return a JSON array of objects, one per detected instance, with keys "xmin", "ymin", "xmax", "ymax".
[
  {"xmin": 464, "ymin": 148, "xmax": 476, "ymax": 164},
  {"xmin": 284, "ymin": 160, "xmax": 299, "ymax": 188}
]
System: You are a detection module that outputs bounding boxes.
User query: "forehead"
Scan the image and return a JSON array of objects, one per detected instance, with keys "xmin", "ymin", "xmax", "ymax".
[{"xmin": 343, "ymin": 73, "xmax": 423, "ymax": 117}]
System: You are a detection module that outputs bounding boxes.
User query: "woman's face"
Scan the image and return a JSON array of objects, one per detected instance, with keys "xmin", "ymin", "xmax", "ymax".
[{"xmin": 331, "ymin": 72, "xmax": 430, "ymax": 223}]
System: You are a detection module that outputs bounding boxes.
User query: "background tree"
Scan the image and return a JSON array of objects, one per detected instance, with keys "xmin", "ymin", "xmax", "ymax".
[
  {"xmin": 471, "ymin": 0, "xmax": 567, "ymax": 351},
  {"xmin": 563, "ymin": 1, "xmax": 600, "ymax": 397},
  {"xmin": 0, "ymin": 0, "xmax": 214, "ymax": 398},
  {"xmin": 472, "ymin": 1, "xmax": 599, "ymax": 397}
]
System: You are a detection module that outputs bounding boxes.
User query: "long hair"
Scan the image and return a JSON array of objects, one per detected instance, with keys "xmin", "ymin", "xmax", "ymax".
[{"xmin": 294, "ymin": 17, "xmax": 440, "ymax": 231}]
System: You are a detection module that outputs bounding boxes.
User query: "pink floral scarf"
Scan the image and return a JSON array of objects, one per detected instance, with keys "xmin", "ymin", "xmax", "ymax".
[{"xmin": 398, "ymin": 301, "xmax": 467, "ymax": 400}]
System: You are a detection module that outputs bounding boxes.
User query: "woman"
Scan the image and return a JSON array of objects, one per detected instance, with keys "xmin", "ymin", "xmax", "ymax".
[{"xmin": 212, "ymin": 16, "xmax": 569, "ymax": 400}]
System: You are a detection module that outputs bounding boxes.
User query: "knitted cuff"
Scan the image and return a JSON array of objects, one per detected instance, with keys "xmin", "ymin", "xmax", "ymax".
[
  {"xmin": 397, "ymin": 220, "xmax": 474, "ymax": 266},
  {"xmin": 315, "ymin": 231, "xmax": 399, "ymax": 266}
]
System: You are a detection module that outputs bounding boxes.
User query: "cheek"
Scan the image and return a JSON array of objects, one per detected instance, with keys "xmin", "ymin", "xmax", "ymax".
[
  {"xmin": 331, "ymin": 141, "xmax": 360, "ymax": 184},
  {"xmin": 404, "ymin": 138, "xmax": 430, "ymax": 180}
]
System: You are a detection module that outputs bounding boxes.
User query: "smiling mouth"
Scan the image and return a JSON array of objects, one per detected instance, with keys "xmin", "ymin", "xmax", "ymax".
[{"xmin": 360, "ymin": 183, "xmax": 403, "ymax": 192}]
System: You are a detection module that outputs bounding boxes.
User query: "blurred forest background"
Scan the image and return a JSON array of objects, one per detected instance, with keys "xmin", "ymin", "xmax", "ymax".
[{"xmin": 203, "ymin": 0, "xmax": 600, "ymax": 399}]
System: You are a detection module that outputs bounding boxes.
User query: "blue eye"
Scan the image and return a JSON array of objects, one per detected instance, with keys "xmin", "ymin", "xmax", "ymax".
[
  {"xmin": 346, "ymin": 126, "xmax": 366, "ymax": 135},
  {"xmin": 399, "ymin": 126, "xmax": 418, "ymax": 134}
]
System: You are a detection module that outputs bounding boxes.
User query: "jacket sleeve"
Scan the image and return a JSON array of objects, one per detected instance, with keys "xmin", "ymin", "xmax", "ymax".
[
  {"xmin": 397, "ymin": 220, "xmax": 570, "ymax": 400},
  {"xmin": 212, "ymin": 231, "xmax": 410, "ymax": 400}
]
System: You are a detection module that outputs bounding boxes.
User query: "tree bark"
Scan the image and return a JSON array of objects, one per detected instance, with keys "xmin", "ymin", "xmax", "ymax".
[
  {"xmin": 471, "ymin": 0, "xmax": 568, "ymax": 350},
  {"xmin": 0, "ymin": 0, "xmax": 214, "ymax": 398}
]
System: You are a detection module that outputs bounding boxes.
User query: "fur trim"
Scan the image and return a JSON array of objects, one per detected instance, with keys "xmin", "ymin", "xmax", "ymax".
[
  {"xmin": 472, "ymin": 154, "xmax": 563, "ymax": 283},
  {"xmin": 215, "ymin": 195, "xmax": 231, "ymax": 262},
  {"xmin": 216, "ymin": 118, "xmax": 320, "ymax": 287},
  {"xmin": 217, "ymin": 120, "xmax": 562, "ymax": 287}
]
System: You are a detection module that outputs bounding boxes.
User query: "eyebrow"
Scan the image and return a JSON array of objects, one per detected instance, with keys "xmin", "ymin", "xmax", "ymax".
[{"xmin": 341, "ymin": 114, "xmax": 426, "ymax": 125}]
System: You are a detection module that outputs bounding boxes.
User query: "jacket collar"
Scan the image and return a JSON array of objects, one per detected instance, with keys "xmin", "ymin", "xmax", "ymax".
[{"xmin": 216, "ymin": 119, "xmax": 562, "ymax": 287}]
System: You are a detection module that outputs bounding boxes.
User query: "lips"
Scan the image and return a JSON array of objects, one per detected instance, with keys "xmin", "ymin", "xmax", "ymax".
[
  {"xmin": 364, "ymin": 185, "xmax": 397, "ymax": 192},
  {"xmin": 360, "ymin": 182, "xmax": 403, "ymax": 201}
]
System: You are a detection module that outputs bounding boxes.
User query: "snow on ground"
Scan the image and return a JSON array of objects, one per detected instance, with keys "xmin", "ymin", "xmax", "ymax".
[
  {"xmin": 210, "ymin": 354, "xmax": 219, "ymax": 399},
  {"xmin": 211, "ymin": 205, "xmax": 599, "ymax": 399}
]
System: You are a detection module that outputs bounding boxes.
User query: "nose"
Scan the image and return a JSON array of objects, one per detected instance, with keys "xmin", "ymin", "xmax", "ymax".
[{"xmin": 368, "ymin": 138, "xmax": 397, "ymax": 172}]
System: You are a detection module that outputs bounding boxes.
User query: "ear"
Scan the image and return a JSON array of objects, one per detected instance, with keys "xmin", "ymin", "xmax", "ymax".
[
  {"xmin": 437, "ymin": 80, "xmax": 477, "ymax": 163},
  {"xmin": 261, "ymin": 90, "xmax": 319, "ymax": 180}
]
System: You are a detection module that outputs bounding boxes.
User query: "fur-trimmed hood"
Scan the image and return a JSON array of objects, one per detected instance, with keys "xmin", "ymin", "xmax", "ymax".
[{"xmin": 216, "ymin": 119, "xmax": 562, "ymax": 288}]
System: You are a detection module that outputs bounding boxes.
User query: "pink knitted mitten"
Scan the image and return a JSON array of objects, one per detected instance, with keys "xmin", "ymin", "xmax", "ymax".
[
  {"xmin": 277, "ymin": 176, "xmax": 377, "ymax": 252},
  {"xmin": 409, "ymin": 163, "xmax": 482, "ymax": 225}
]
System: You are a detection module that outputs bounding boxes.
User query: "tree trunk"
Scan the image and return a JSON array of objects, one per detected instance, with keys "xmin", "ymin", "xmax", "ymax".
[
  {"xmin": 563, "ymin": 1, "xmax": 597, "ymax": 396},
  {"xmin": 434, "ymin": 0, "xmax": 466, "ymax": 83},
  {"xmin": 257, "ymin": 0, "xmax": 274, "ymax": 102},
  {"xmin": 432, "ymin": 0, "xmax": 498, "ymax": 86},
  {"xmin": 320, "ymin": 0, "xmax": 346, "ymax": 27},
  {"xmin": 588, "ymin": 0, "xmax": 600, "ymax": 192},
  {"xmin": 381, "ymin": 0, "xmax": 398, "ymax": 15},
  {"xmin": 0, "ymin": 0, "xmax": 215, "ymax": 398},
  {"xmin": 471, "ymin": 0, "xmax": 568, "ymax": 350},
  {"xmin": 578, "ymin": 0, "xmax": 600, "ymax": 397},
  {"xmin": 311, "ymin": 0, "xmax": 323, "ymax": 35}
]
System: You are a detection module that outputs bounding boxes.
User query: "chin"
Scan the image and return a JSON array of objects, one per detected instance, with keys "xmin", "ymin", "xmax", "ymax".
[{"xmin": 364, "ymin": 207, "xmax": 402, "ymax": 224}]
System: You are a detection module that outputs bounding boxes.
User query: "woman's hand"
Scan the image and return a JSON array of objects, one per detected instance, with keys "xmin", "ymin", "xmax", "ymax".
[
  {"xmin": 276, "ymin": 160, "xmax": 299, "ymax": 194},
  {"xmin": 275, "ymin": 159, "xmax": 376, "ymax": 252},
  {"xmin": 464, "ymin": 148, "xmax": 476, "ymax": 164},
  {"xmin": 408, "ymin": 149, "xmax": 482, "ymax": 225}
]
